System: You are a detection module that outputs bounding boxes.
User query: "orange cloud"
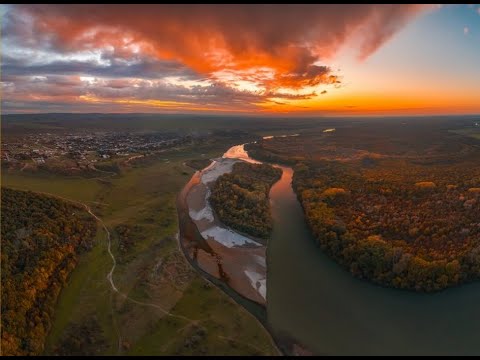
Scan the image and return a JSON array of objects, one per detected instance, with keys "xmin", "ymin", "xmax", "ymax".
[{"xmin": 12, "ymin": 4, "xmax": 432, "ymax": 91}]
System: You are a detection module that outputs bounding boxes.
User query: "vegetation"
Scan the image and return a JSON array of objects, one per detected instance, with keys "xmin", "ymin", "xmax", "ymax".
[
  {"xmin": 51, "ymin": 316, "xmax": 107, "ymax": 356},
  {"xmin": 293, "ymin": 160, "xmax": 480, "ymax": 292},
  {"xmin": 210, "ymin": 162, "xmax": 282, "ymax": 240},
  {"xmin": 1, "ymin": 188, "xmax": 97, "ymax": 355},
  {"xmin": 115, "ymin": 224, "xmax": 145, "ymax": 256},
  {"xmin": 247, "ymin": 120, "xmax": 480, "ymax": 292},
  {"xmin": 129, "ymin": 278, "xmax": 277, "ymax": 356}
]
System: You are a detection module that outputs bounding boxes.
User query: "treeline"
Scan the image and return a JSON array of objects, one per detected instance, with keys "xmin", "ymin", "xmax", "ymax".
[
  {"xmin": 210, "ymin": 162, "xmax": 282, "ymax": 240},
  {"xmin": 244, "ymin": 142, "xmax": 297, "ymax": 165},
  {"xmin": 1, "ymin": 188, "xmax": 97, "ymax": 355},
  {"xmin": 293, "ymin": 161, "xmax": 480, "ymax": 292}
]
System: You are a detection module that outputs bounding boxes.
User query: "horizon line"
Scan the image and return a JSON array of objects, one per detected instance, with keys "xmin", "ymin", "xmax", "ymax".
[{"xmin": 2, "ymin": 112, "xmax": 479, "ymax": 119}]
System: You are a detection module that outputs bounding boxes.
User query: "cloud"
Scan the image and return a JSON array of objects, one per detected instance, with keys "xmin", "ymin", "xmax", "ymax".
[
  {"xmin": 1, "ymin": 53, "xmax": 199, "ymax": 80},
  {"xmin": 1, "ymin": 4, "xmax": 433, "ymax": 113},
  {"xmin": 4, "ymin": 5, "xmax": 431, "ymax": 84},
  {"xmin": 321, "ymin": 90, "xmax": 328, "ymax": 95},
  {"xmin": 2, "ymin": 72, "xmax": 320, "ymax": 109}
]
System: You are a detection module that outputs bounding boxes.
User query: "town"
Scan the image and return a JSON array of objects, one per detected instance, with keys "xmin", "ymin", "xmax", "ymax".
[{"xmin": 1, "ymin": 131, "xmax": 192, "ymax": 172}]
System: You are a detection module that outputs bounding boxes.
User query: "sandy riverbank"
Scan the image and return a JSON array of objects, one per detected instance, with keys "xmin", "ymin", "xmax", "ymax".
[{"xmin": 185, "ymin": 156, "xmax": 269, "ymax": 305}]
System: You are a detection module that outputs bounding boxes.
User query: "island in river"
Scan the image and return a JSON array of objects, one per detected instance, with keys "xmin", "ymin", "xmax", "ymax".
[
  {"xmin": 210, "ymin": 162, "xmax": 282, "ymax": 241},
  {"xmin": 181, "ymin": 152, "xmax": 270, "ymax": 305}
]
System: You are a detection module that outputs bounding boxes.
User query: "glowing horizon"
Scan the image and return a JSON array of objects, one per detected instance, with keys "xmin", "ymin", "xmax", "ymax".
[{"xmin": 1, "ymin": 4, "xmax": 479, "ymax": 116}]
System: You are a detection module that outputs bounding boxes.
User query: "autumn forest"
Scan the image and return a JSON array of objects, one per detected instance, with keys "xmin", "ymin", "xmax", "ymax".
[
  {"xmin": 1, "ymin": 188, "xmax": 97, "ymax": 355},
  {"xmin": 246, "ymin": 119, "xmax": 480, "ymax": 292}
]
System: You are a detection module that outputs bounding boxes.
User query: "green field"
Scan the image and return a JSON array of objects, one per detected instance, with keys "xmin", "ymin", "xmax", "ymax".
[
  {"xmin": 130, "ymin": 278, "xmax": 276, "ymax": 356},
  {"xmin": 2, "ymin": 173, "xmax": 104, "ymax": 203},
  {"xmin": 2, "ymin": 142, "xmax": 278, "ymax": 355}
]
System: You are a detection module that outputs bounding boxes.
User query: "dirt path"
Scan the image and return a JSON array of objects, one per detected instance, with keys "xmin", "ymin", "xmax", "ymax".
[{"xmin": 29, "ymin": 189, "xmax": 198, "ymax": 354}]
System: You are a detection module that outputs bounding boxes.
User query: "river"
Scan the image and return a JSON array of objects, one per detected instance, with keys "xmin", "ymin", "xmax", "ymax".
[{"xmin": 181, "ymin": 140, "xmax": 480, "ymax": 355}]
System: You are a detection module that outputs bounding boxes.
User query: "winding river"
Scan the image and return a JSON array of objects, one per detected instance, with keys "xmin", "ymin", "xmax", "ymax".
[{"xmin": 181, "ymin": 139, "xmax": 480, "ymax": 356}]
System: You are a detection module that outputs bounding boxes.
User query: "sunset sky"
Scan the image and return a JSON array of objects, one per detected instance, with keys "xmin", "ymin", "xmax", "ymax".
[{"xmin": 1, "ymin": 4, "xmax": 479, "ymax": 116}]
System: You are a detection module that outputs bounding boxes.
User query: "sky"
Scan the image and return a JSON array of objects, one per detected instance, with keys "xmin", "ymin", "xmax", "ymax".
[{"xmin": 1, "ymin": 4, "xmax": 479, "ymax": 116}]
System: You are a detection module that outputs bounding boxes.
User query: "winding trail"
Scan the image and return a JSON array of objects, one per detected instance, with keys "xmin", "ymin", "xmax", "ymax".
[
  {"xmin": 27, "ymin": 189, "xmax": 199, "ymax": 354},
  {"xmin": 84, "ymin": 205, "xmax": 196, "ymax": 324},
  {"xmin": 79, "ymin": 194, "xmax": 267, "ymax": 355},
  {"xmin": 30, "ymin": 190, "xmax": 195, "ymax": 318}
]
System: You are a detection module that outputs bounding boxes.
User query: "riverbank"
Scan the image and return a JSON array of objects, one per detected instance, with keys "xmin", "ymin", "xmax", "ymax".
[{"xmin": 183, "ymin": 157, "xmax": 268, "ymax": 305}]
